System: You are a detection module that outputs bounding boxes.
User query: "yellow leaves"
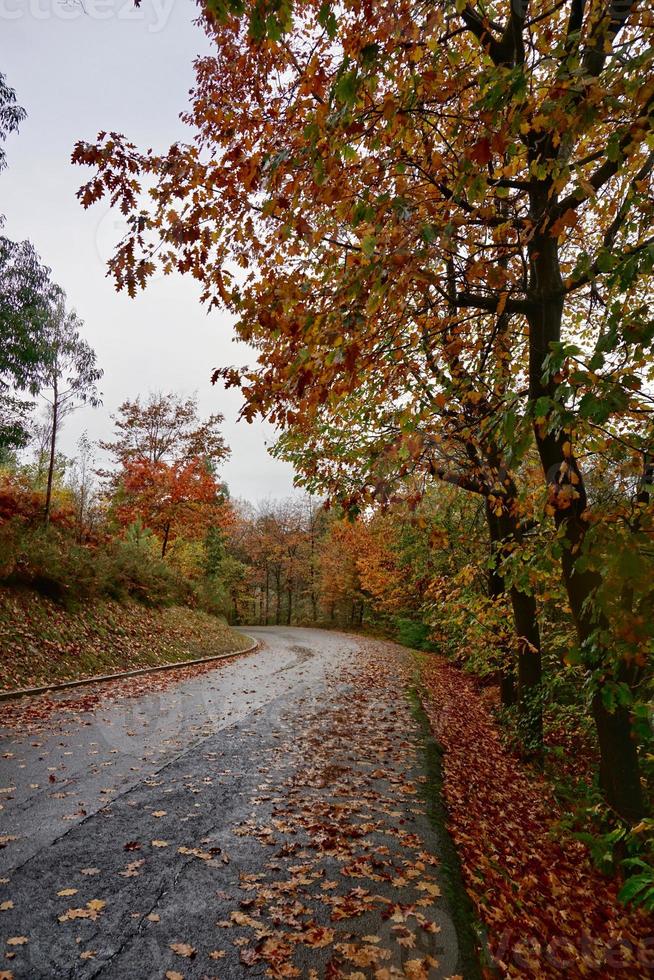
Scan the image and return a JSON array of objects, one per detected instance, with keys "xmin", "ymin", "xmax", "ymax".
[
  {"xmin": 6, "ymin": 937, "xmax": 28, "ymax": 946},
  {"xmin": 165, "ymin": 973, "xmax": 184, "ymax": 980},
  {"xmin": 151, "ymin": 839, "xmax": 169, "ymax": 848},
  {"xmin": 58, "ymin": 899, "xmax": 106, "ymax": 923},
  {"xmin": 151, "ymin": 810, "xmax": 167, "ymax": 818},
  {"xmin": 56, "ymin": 889, "xmax": 78, "ymax": 897},
  {"xmin": 0, "ymin": 901, "xmax": 13, "ymax": 911}
]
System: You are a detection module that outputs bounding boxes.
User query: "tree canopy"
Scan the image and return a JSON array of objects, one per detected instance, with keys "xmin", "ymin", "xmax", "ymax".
[{"xmin": 74, "ymin": 0, "xmax": 654, "ymax": 819}]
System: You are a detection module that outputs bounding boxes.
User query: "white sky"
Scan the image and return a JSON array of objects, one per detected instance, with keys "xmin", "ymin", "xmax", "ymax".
[{"xmin": 2, "ymin": 0, "xmax": 298, "ymax": 501}]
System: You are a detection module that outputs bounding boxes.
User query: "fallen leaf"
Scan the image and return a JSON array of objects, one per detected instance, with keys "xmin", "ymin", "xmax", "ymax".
[{"xmin": 170, "ymin": 943, "xmax": 196, "ymax": 958}]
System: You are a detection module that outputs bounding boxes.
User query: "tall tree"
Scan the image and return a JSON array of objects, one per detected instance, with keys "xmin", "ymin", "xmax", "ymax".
[
  {"xmin": 0, "ymin": 237, "xmax": 55, "ymax": 450},
  {"xmin": 0, "ymin": 72, "xmax": 25, "ymax": 176},
  {"xmin": 75, "ymin": 0, "xmax": 653, "ymax": 819},
  {"xmin": 37, "ymin": 294, "xmax": 102, "ymax": 526},
  {"xmin": 105, "ymin": 392, "xmax": 230, "ymax": 558}
]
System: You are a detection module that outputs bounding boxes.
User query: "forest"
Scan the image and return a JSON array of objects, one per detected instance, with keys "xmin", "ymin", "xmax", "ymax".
[{"xmin": 1, "ymin": 1, "xmax": 654, "ymax": 977}]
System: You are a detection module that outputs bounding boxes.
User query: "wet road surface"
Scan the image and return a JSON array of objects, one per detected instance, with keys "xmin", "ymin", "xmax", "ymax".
[{"xmin": 0, "ymin": 627, "xmax": 478, "ymax": 979}]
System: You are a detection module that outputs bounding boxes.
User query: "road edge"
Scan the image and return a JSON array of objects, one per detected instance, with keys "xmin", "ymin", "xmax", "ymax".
[{"xmin": 0, "ymin": 636, "xmax": 259, "ymax": 703}]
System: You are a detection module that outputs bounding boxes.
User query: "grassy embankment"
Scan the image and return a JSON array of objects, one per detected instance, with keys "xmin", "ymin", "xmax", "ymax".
[{"xmin": 0, "ymin": 588, "xmax": 252, "ymax": 692}]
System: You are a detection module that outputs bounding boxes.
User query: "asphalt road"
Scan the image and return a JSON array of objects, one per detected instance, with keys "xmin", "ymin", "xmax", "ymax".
[{"xmin": 0, "ymin": 627, "xmax": 479, "ymax": 979}]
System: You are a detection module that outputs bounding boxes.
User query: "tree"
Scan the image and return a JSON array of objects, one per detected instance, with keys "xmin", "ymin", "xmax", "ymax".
[
  {"xmin": 67, "ymin": 432, "xmax": 98, "ymax": 543},
  {"xmin": 116, "ymin": 456, "xmax": 227, "ymax": 558},
  {"xmin": 74, "ymin": 1, "xmax": 653, "ymax": 820},
  {"xmin": 37, "ymin": 294, "xmax": 102, "ymax": 526},
  {"xmin": 105, "ymin": 392, "xmax": 230, "ymax": 558},
  {"xmin": 101, "ymin": 391, "xmax": 228, "ymax": 469},
  {"xmin": 0, "ymin": 72, "xmax": 25, "ymax": 175},
  {"xmin": 0, "ymin": 237, "xmax": 55, "ymax": 450}
]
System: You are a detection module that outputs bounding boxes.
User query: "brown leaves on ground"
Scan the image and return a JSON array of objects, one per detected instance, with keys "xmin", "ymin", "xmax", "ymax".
[
  {"xmin": 214, "ymin": 643, "xmax": 446, "ymax": 978},
  {"xmin": 58, "ymin": 899, "xmax": 106, "ymax": 923},
  {"xmin": 420, "ymin": 657, "xmax": 654, "ymax": 979},
  {"xmin": 169, "ymin": 942, "xmax": 196, "ymax": 958}
]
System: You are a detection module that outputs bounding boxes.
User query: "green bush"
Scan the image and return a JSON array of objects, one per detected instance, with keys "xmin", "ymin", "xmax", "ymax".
[
  {"xmin": 395, "ymin": 617, "xmax": 436, "ymax": 651},
  {"xmin": 0, "ymin": 520, "xmax": 191, "ymax": 608}
]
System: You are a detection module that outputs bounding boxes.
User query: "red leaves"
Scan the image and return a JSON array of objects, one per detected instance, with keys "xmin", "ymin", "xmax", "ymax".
[
  {"xmin": 420, "ymin": 658, "xmax": 654, "ymax": 978},
  {"xmin": 468, "ymin": 138, "xmax": 491, "ymax": 166}
]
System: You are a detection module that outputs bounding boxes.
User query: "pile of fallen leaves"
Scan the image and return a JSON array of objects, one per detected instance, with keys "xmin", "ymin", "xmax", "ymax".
[
  {"xmin": 0, "ymin": 589, "xmax": 251, "ymax": 692},
  {"xmin": 420, "ymin": 656, "xmax": 654, "ymax": 978}
]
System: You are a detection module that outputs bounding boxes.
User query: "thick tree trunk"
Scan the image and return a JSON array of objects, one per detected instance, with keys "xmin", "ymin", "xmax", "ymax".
[{"xmin": 527, "ymin": 189, "xmax": 643, "ymax": 820}]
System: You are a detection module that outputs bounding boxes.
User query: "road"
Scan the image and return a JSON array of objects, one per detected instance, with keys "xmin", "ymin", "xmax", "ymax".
[{"xmin": 0, "ymin": 627, "xmax": 479, "ymax": 979}]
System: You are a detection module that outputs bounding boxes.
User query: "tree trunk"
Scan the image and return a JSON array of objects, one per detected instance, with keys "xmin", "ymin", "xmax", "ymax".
[
  {"xmin": 287, "ymin": 587, "xmax": 292, "ymax": 626},
  {"xmin": 485, "ymin": 509, "xmax": 516, "ymax": 708},
  {"xmin": 485, "ymin": 502, "xmax": 544, "ymax": 750},
  {"xmin": 527, "ymin": 185, "xmax": 643, "ymax": 820},
  {"xmin": 44, "ymin": 382, "xmax": 58, "ymax": 528},
  {"xmin": 161, "ymin": 522, "xmax": 171, "ymax": 559},
  {"xmin": 264, "ymin": 566, "xmax": 270, "ymax": 625}
]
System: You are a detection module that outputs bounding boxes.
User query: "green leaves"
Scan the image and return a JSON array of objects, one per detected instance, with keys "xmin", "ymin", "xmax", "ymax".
[
  {"xmin": 618, "ymin": 863, "xmax": 654, "ymax": 911},
  {"xmin": 317, "ymin": 1, "xmax": 337, "ymax": 39},
  {"xmin": 333, "ymin": 69, "xmax": 359, "ymax": 106}
]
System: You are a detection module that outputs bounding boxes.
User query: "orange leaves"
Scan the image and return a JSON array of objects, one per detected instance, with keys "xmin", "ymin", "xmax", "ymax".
[
  {"xmin": 420, "ymin": 658, "xmax": 654, "ymax": 978},
  {"xmin": 116, "ymin": 457, "xmax": 227, "ymax": 554},
  {"xmin": 549, "ymin": 208, "xmax": 579, "ymax": 239}
]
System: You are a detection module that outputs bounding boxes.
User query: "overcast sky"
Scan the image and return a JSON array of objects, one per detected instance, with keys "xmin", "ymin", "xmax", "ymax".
[{"xmin": 2, "ymin": 0, "xmax": 298, "ymax": 502}]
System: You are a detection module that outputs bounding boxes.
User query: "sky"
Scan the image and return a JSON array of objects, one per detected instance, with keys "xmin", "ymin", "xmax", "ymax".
[{"xmin": 1, "ymin": 0, "xmax": 298, "ymax": 502}]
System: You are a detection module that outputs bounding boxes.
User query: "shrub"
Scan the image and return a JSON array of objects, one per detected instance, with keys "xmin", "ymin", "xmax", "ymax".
[{"xmin": 0, "ymin": 519, "xmax": 191, "ymax": 609}]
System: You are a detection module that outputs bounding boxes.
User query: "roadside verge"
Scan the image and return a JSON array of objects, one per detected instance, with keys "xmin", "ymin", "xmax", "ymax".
[{"xmin": 0, "ymin": 635, "xmax": 258, "ymax": 703}]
